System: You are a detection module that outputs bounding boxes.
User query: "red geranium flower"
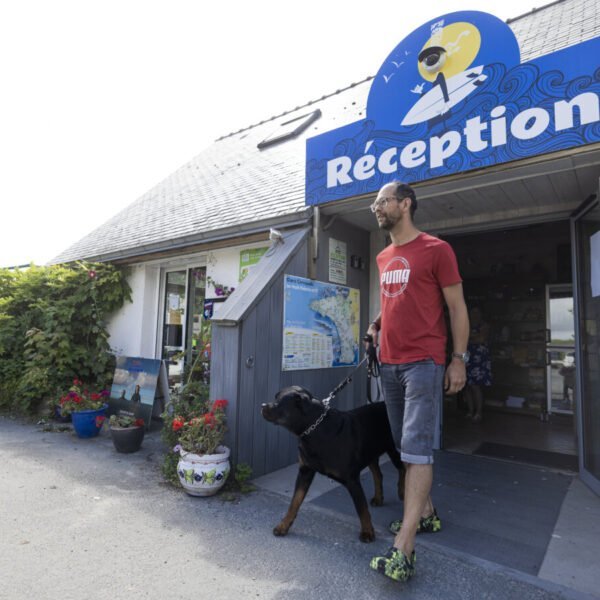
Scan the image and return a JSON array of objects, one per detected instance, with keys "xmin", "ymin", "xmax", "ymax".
[
  {"xmin": 213, "ymin": 399, "xmax": 228, "ymax": 411},
  {"xmin": 172, "ymin": 418, "xmax": 185, "ymax": 432},
  {"xmin": 95, "ymin": 415, "xmax": 106, "ymax": 427},
  {"xmin": 134, "ymin": 418, "xmax": 145, "ymax": 427}
]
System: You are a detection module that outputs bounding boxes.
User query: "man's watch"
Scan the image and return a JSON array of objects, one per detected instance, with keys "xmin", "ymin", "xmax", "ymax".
[{"xmin": 452, "ymin": 351, "xmax": 470, "ymax": 363}]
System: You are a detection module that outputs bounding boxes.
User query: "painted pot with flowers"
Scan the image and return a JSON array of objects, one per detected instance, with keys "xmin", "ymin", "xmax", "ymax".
[
  {"xmin": 108, "ymin": 414, "xmax": 145, "ymax": 453},
  {"xmin": 173, "ymin": 398, "xmax": 230, "ymax": 496},
  {"xmin": 59, "ymin": 379, "xmax": 109, "ymax": 439}
]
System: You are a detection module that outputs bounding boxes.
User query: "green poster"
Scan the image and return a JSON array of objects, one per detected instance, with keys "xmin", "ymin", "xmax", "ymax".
[{"xmin": 239, "ymin": 247, "xmax": 269, "ymax": 281}]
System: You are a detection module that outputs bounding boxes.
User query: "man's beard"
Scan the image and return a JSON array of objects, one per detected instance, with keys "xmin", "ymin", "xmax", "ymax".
[{"xmin": 378, "ymin": 213, "xmax": 401, "ymax": 231}]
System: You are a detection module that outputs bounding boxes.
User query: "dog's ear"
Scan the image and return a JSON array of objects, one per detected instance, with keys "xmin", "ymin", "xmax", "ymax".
[{"xmin": 296, "ymin": 387, "xmax": 313, "ymax": 402}]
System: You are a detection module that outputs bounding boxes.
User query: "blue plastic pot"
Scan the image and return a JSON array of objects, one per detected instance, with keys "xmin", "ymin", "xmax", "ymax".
[{"xmin": 71, "ymin": 404, "xmax": 108, "ymax": 439}]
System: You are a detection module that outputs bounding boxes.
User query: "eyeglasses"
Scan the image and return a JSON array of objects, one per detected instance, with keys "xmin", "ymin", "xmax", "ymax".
[{"xmin": 370, "ymin": 196, "xmax": 399, "ymax": 213}]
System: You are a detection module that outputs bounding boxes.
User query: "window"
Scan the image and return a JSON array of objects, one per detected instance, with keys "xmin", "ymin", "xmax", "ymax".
[{"xmin": 257, "ymin": 109, "xmax": 321, "ymax": 149}]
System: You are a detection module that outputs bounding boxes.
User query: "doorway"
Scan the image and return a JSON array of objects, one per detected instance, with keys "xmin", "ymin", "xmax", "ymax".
[
  {"xmin": 442, "ymin": 222, "xmax": 578, "ymax": 471},
  {"xmin": 160, "ymin": 266, "xmax": 208, "ymax": 392},
  {"xmin": 546, "ymin": 284, "xmax": 576, "ymax": 416},
  {"xmin": 572, "ymin": 194, "xmax": 600, "ymax": 493}
]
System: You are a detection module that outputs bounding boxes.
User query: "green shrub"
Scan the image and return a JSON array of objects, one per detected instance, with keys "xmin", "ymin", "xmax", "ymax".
[{"xmin": 0, "ymin": 261, "xmax": 131, "ymax": 414}]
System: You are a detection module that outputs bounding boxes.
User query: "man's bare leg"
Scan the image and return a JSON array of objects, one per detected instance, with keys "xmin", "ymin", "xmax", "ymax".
[{"xmin": 394, "ymin": 463, "xmax": 432, "ymax": 555}]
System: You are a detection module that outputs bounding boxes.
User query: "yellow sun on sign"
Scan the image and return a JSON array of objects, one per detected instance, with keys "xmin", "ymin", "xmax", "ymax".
[{"xmin": 418, "ymin": 22, "xmax": 481, "ymax": 82}]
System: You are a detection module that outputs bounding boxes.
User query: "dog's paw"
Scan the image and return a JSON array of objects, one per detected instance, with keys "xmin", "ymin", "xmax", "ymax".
[
  {"xmin": 273, "ymin": 523, "xmax": 290, "ymax": 537},
  {"xmin": 370, "ymin": 496, "xmax": 384, "ymax": 507},
  {"xmin": 359, "ymin": 529, "xmax": 376, "ymax": 543}
]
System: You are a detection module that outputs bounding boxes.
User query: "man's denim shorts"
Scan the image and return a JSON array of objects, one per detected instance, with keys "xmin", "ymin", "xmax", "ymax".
[{"xmin": 380, "ymin": 359, "xmax": 444, "ymax": 465}]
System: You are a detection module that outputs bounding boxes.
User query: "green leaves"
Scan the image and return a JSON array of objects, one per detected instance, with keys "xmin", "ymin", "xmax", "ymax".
[{"xmin": 0, "ymin": 261, "xmax": 131, "ymax": 414}]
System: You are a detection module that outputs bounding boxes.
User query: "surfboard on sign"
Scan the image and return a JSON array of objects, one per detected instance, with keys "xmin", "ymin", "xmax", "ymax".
[{"xmin": 401, "ymin": 65, "xmax": 487, "ymax": 126}]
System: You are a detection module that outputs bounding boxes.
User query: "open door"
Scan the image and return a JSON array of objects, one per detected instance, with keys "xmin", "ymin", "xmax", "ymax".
[
  {"xmin": 571, "ymin": 191, "xmax": 600, "ymax": 495},
  {"xmin": 545, "ymin": 284, "xmax": 575, "ymax": 416}
]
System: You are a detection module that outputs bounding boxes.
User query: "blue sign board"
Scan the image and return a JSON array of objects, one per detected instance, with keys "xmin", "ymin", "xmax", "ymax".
[{"xmin": 306, "ymin": 11, "xmax": 600, "ymax": 205}]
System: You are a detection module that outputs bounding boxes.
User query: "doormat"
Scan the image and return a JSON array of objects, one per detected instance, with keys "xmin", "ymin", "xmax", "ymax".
[
  {"xmin": 310, "ymin": 451, "xmax": 573, "ymax": 576},
  {"xmin": 474, "ymin": 442, "xmax": 578, "ymax": 472}
]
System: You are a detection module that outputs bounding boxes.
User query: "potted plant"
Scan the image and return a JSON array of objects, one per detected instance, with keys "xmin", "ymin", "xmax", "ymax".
[
  {"xmin": 171, "ymin": 396, "xmax": 230, "ymax": 497},
  {"xmin": 59, "ymin": 379, "xmax": 109, "ymax": 438},
  {"xmin": 107, "ymin": 414, "xmax": 145, "ymax": 453}
]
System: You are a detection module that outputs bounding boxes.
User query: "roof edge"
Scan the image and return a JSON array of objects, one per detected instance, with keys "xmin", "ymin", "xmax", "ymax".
[
  {"xmin": 506, "ymin": 0, "xmax": 566, "ymax": 23},
  {"xmin": 49, "ymin": 210, "xmax": 313, "ymax": 266}
]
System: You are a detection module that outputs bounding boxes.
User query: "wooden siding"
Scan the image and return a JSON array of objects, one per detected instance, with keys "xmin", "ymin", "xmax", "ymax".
[{"xmin": 214, "ymin": 221, "xmax": 372, "ymax": 477}]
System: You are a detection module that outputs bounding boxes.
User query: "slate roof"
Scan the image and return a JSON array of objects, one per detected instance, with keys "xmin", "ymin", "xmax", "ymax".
[{"xmin": 51, "ymin": 0, "xmax": 599, "ymax": 265}]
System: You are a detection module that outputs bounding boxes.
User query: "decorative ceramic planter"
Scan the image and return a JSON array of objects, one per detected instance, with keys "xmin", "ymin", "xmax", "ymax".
[
  {"xmin": 110, "ymin": 425, "xmax": 145, "ymax": 453},
  {"xmin": 177, "ymin": 445, "xmax": 230, "ymax": 497},
  {"xmin": 71, "ymin": 404, "xmax": 108, "ymax": 439}
]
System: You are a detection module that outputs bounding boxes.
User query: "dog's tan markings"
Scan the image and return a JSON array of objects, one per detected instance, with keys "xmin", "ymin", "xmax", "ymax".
[
  {"xmin": 345, "ymin": 479, "xmax": 376, "ymax": 542},
  {"xmin": 368, "ymin": 461, "xmax": 384, "ymax": 506},
  {"xmin": 273, "ymin": 467, "xmax": 315, "ymax": 537}
]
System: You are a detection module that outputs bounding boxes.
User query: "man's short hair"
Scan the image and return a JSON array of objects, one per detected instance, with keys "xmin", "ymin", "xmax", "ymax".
[{"xmin": 392, "ymin": 181, "xmax": 417, "ymax": 219}]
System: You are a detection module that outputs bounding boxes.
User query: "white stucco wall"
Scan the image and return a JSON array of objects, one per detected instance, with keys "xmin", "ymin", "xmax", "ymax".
[
  {"xmin": 105, "ymin": 241, "xmax": 268, "ymax": 360},
  {"xmin": 206, "ymin": 242, "xmax": 270, "ymax": 300},
  {"xmin": 107, "ymin": 264, "xmax": 160, "ymax": 358}
]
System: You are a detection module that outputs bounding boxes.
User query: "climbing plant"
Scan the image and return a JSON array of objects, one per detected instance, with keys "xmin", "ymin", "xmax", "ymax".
[{"xmin": 0, "ymin": 261, "xmax": 131, "ymax": 414}]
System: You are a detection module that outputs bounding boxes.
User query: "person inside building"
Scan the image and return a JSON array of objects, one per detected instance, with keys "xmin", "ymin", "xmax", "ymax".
[
  {"xmin": 464, "ymin": 306, "xmax": 492, "ymax": 422},
  {"xmin": 130, "ymin": 384, "xmax": 141, "ymax": 404},
  {"xmin": 366, "ymin": 181, "xmax": 469, "ymax": 583}
]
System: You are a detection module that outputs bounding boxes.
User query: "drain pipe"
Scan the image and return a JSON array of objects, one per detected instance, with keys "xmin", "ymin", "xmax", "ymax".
[{"xmin": 309, "ymin": 206, "xmax": 320, "ymax": 279}]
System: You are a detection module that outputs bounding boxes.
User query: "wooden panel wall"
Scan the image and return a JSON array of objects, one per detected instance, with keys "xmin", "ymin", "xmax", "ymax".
[{"xmin": 230, "ymin": 225, "xmax": 369, "ymax": 477}]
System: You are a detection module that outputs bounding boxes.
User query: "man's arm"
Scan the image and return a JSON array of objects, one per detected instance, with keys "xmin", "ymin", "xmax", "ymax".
[
  {"xmin": 442, "ymin": 283, "xmax": 470, "ymax": 394},
  {"xmin": 366, "ymin": 311, "xmax": 382, "ymax": 347}
]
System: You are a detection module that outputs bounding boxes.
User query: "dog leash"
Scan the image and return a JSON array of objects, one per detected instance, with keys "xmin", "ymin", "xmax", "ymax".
[
  {"xmin": 321, "ymin": 334, "xmax": 381, "ymax": 409},
  {"xmin": 301, "ymin": 337, "xmax": 381, "ymax": 438},
  {"xmin": 321, "ymin": 353, "xmax": 370, "ymax": 409},
  {"xmin": 364, "ymin": 334, "xmax": 381, "ymax": 404}
]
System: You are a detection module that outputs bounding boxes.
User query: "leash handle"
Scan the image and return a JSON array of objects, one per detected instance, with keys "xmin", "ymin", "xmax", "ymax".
[{"xmin": 363, "ymin": 333, "xmax": 380, "ymax": 403}]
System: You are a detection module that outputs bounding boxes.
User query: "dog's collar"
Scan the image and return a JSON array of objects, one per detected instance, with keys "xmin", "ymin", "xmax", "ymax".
[{"xmin": 300, "ymin": 406, "xmax": 329, "ymax": 438}]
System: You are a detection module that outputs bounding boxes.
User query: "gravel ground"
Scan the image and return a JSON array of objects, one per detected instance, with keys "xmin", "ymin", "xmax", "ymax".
[{"xmin": 0, "ymin": 416, "xmax": 589, "ymax": 600}]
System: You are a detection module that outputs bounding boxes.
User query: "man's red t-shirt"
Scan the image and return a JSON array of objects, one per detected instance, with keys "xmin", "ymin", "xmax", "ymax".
[{"xmin": 376, "ymin": 233, "xmax": 462, "ymax": 365}]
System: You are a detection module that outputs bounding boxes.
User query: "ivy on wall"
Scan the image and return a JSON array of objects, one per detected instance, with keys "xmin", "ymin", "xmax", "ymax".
[{"xmin": 0, "ymin": 261, "xmax": 131, "ymax": 414}]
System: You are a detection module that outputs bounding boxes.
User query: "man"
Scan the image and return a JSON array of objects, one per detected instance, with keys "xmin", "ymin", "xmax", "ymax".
[{"xmin": 367, "ymin": 181, "xmax": 469, "ymax": 582}]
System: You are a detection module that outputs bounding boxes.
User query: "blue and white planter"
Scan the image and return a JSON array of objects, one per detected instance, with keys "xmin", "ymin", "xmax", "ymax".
[{"xmin": 177, "ymin": 445, "xmax": 230, "ymax": 497}]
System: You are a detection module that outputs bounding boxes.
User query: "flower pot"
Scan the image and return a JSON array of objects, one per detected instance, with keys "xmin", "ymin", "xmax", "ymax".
[
  {"xmin": 71, "ymin": 404, "xmax": 108, "ymax": 439},
  {"xmin": 54, "ymin": 406, "xmax": 71, "ymax": 423},
  {"xmin": 110, "ymin": 425, "xmax": 145, "ymax": 453},
  {"xmin": 177, "ymin": 445, "xmax": 231, "ymax": 497}
]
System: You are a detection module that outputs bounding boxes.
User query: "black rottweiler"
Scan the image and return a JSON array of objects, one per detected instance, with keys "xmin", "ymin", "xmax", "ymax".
[{"xmin": 261, "ymin": 385, "xmax": 404, "ymax": 542}]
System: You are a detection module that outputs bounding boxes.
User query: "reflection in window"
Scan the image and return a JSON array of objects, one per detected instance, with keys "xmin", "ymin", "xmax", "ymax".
[{"xmin": 162, "ymin": 271, "xmax": 186, "ymax": 390}]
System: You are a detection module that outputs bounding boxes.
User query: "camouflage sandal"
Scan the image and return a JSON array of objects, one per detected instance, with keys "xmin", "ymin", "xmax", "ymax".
[
  {"xmin": 389, "ymin": 508, "xmax": 441, "ymax": 535},
  {"xmin": 370, "ymin": 547, "xmax": 416, "ymax": 582}
]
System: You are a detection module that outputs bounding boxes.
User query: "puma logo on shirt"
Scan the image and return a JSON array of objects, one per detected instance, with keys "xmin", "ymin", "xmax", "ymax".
[{"xmin": 381, "ymin": 257, "xmax": 411, "ymax": 297}]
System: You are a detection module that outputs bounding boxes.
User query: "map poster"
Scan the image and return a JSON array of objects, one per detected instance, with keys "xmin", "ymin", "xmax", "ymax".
[
  {"xmin": 109, "ymin": 356, "xmax": 162, "ymax": 429},
  {"xmin": 282, "ymin": 275, "xmax": 360, "ymax": 371},
  {"xmin": 328, "ymin": 238, "xmax": 347, "ymax": 285}
]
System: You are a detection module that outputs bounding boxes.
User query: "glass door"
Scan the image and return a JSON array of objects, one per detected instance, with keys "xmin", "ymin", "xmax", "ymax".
[
  {"xmin": 545, "ymin": 285, "xmax": 575, "ymax": 415},
  {"xmin": 571, "ymin": 194, "xmax": 600, "ymax": 495},
  {"xmin": 161, "ymin": 270, "xmax": 187, "ymax": 390},
  {"xmin": 186, "ymin": 267, "xmax": 210, "ymax": 389},
  {"xmin": 160, "ymin": 266, "xmax": 209, "ymax": 393}
]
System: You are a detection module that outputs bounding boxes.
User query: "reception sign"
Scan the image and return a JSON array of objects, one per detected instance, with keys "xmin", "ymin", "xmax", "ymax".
[{"xmin": 306, "ymin": 11, "xmax": 600, "ymax": 205}]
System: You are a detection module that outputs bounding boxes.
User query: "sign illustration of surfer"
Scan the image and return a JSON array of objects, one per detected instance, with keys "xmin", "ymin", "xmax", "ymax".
[{"xmin": 402, "ymin": 20, "xmax": 487, "ymax": 127}]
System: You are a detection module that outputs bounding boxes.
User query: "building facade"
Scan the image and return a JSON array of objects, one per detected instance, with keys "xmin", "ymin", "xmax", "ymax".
[{"xmin": 53, "ymin": 1, "xmax": 600, "ymax": 494}]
